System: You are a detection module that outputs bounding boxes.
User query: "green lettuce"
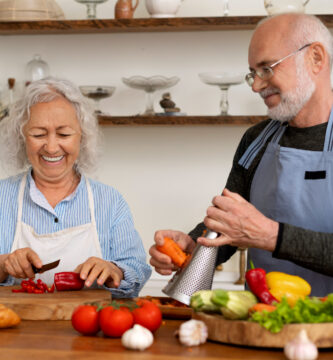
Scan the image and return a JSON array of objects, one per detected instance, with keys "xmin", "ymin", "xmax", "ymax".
[{"xmin": 250, "ymin": 294, "xmax": 333, "ymax": 333}]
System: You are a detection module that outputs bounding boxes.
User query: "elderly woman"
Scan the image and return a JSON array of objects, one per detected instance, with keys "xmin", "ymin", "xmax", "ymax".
[{"xmin": 0, "ymin": 77, "xmax": 151, "ymax": 297}]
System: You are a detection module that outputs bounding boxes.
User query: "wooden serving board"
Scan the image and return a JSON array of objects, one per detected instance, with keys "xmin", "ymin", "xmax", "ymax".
[
  {"xmin": 193, "ymin": 312, "xmax": 333, "ymax": 348},
  {"xmin": 0, "ymin": 286, "xmax": 111, "ymax": 320}
]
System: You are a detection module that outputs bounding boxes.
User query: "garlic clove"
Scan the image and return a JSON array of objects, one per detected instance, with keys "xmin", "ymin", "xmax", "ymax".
[
  {"xmin": 284, "ymin": 329, "xmax": 318, "ymax": 360},
  {"xmin": 178, "ymin": 319, "xmax": 208, "ymax": 347},
  {"xmin": 121, "ymin": 324, "xmax": 154, "ymax": 351}
]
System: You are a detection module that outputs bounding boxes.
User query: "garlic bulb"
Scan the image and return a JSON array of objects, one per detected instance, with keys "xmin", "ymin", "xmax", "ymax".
[
  {"xmin": 284, "ymin": 330, "xmax": 318, "ymax": 360},
  {"xmin": 121, "ymin": 324, "xmax": 154, "ymax": 351},
  {"xmin": 178, "ymin": 319, "xmax": 208, "ymax": 346}
]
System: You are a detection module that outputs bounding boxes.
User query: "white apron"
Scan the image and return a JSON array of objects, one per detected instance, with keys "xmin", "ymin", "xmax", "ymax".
[{"xmin": 11, "ymin": 173, "xmax": 102, "ymax": 285}]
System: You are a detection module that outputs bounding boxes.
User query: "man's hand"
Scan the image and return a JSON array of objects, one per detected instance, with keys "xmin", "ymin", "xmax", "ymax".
[
  {"xmin": 149, "ymin": 230, "xmax": 195, "ymax": 275},
  {"xmin": 74, "ymin": 257, "xmax": 124, "ymax": 288},
  {"xmin": 197, "ymin": 188, "xmax": 279, "ymax": 252}
]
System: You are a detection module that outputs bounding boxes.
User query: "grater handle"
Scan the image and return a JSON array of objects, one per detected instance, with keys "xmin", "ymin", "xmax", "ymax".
[{"xmin": 205, "ymin": 230, "xmax": 219, "ymax": 240}]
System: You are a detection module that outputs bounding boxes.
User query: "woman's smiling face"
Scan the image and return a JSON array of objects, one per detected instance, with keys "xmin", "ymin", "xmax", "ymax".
[{"xmin": 24, "ymin": 97, "xmax": 82, "ymax": 184}]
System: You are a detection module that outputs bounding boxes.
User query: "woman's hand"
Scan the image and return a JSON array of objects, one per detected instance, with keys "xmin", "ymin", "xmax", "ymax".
[
  {"xmin": 74, "ymin": 257, "xmax": 124, "ymax": 288},
  {"xmin": 1, "ymin": 247, "xmax": 42, "ymax": 280},
  {"xmin": 149, "ymin": 230, "xmax": 196, "ymax": 276},
  {"xmin": 197, "ymin": 188, "xmax": 279, "ymax": 251}
]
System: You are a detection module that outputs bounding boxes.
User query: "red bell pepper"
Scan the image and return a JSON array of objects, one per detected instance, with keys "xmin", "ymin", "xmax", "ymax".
[
  {"xmin": 245, "ymin": 260, "xmax": 278, "ymax": 305},
  {"xmin": 54, "ymin": 272, "xmax": 84, "ymax": 291}
]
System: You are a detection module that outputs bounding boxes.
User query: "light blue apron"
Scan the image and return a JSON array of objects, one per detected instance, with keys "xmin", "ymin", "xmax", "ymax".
[{"xmin": 238, "ymin": 111, "xmax": 333, "ymax": 296}]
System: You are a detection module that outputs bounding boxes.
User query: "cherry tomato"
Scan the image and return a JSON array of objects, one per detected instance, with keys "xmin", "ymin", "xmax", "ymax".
[
  {"xmin": 132, "ymin": 299, "xmax": 162, "ymax": 332},
  {"xmin": 99, "ymin": 306, "xmax": 134, "ymax": 337},
  {"xmin": 71, "ymin": 305, "xmax": 100, "ymax": 336}
]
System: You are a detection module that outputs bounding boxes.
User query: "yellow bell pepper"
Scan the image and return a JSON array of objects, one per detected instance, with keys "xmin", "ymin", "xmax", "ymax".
[{"xmin": 266, "ymin": 272, "xmax": 311, "ymax": 307}]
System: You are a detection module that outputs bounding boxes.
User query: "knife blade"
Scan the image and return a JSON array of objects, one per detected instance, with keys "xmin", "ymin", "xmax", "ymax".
[{"xmin": 32, "ymin": 259, "xmax": 60, "ymax": 274}]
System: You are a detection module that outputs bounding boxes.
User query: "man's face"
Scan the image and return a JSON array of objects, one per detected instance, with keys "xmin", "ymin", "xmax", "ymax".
[
  {"xmin": 266, "ymin": 55, "xmax": 315, "ymax": 122},
  {"xmin": 248, "ymin": 21, "xmax": 315, "ymax": 122}
]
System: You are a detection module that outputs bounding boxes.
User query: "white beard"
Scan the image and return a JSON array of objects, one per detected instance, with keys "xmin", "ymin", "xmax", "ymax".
[{"xmin": 262, "ymin": 56, "xmax": 316, "ymax": 122}]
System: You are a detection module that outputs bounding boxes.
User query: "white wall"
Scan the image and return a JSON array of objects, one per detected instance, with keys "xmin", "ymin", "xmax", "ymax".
[{"xmin": 1, "ymin": 1, "xmax": 333, "ymax": 276}]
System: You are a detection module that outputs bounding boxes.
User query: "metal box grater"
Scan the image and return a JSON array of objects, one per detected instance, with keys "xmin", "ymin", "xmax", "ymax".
[{"xmin": 162, "ymin": 230, "xmax": 218, "ymax": 305}]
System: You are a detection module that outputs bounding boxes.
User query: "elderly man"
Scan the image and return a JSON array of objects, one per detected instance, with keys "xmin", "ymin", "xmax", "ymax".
[{"xmin": 149, "ymin": 13, "xmax": 333, "ymax": 297}]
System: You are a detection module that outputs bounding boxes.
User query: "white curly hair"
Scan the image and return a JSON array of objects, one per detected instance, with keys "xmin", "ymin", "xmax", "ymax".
[{"xmin": 0, "ymin": 77, "xmax": 101, "ymax": 174}]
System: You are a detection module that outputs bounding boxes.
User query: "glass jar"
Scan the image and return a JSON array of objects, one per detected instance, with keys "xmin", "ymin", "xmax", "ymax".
[
  {"xmin": 264, "ymin": 0, "xmax": 310, "ymax": 15},
  {"xmin": 25, "ymin": 54, "xmax": 50, "ymax": 84}
]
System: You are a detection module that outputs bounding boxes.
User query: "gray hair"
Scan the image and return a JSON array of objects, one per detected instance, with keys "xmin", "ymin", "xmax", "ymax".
[
  {"xmin": 0, "ymin": 77, "xmax": 100, "ymax": 174},
  {"xmin": 257, "ymin": 14, "xmax": 333, "ymax": 69}
]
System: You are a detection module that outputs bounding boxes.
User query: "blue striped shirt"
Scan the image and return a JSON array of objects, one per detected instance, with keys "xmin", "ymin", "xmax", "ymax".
[{"xmin": 0, "ymin": 170, "xmax": 151, "ymax": 298}]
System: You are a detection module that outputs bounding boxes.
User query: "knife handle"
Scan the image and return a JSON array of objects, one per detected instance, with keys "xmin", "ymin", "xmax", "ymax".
[{"xmin": 31, "ymin": 264, "xmax": 41, "ymax": 274}]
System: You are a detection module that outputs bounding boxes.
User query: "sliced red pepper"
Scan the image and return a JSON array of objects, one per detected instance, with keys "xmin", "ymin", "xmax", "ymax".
[
  {"xmin": 21, "ymin": 280, "xmax": 30, "ymax": 290},
  {"xmin": 46, "ymin": 284, "xmax": 55, "ymax": 293},
  {"xmin": 12, "ymin": 278, "xmax": 55, "ymax": 294},
  {"xmin": 54, "ymin": 272, "xmax": 84, "ymax": 291},
  {"xmin": 26, "ymin": 285, "xmax": 35, "ymax": 293},
  {"xmin": 12, "ymin": 288, "xmax": 26, "ymax": 293},
  {"xmin": 33, "ymin": 289, "xmax": 44, "ymax": 294}
]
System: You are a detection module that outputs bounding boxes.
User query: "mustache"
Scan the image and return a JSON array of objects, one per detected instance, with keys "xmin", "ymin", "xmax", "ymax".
[{"xmin": 260, "ymin": 88, "xmax": 280, "ymax": 99}]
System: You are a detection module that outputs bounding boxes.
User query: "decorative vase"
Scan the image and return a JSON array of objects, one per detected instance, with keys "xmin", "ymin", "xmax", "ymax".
[{"xmin": 115, "ymin": 0, "xmax": 139, "ymax": 19}]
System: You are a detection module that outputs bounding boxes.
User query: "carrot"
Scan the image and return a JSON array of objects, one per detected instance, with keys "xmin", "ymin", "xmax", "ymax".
[
  {"xmin": 249, "ymin": 303, "xmax": 277, "ymax": 315},
  {"xmin": 156, "ymin": 237, "xmax": 188, "ymax": 267}
]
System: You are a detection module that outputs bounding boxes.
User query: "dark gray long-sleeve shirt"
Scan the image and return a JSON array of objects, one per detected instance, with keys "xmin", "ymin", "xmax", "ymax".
[{"xmin": 189, "ymin": 119, "xmax": 333, "ymax": 277}]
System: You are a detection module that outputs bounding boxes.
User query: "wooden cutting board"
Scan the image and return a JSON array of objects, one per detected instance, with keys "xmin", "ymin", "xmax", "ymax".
[
  {"xmin": 193, "ymin": 312, "xmax": 333, "ymax": 348},
  {"xmin": 0, "ymin": 286, "xmax": 111, "ymax": 320}
]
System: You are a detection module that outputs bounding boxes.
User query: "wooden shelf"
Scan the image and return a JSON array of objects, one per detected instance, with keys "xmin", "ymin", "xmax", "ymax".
[
  {"xmin": 0, "ymin": 15, "xmax": 332, "ymax": 35},
  {"xmin": 97, "ymin": 115, "xmax": 267, "ymax": 126}
]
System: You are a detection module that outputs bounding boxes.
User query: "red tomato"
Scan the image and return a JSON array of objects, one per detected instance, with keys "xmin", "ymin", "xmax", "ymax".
[
  {"xmin": 99, "ymin": 306, "xmax": 134, "ymax": 337},
  {"xmin": 71, "ymin": 305, "xmax": 100, "ymax": 336},
  {"xmin": 132, "ymin": 299, "xmax": 162, "ymax": 332}
]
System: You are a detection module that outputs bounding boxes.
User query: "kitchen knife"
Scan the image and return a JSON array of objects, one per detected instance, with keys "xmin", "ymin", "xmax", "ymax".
[{"xmin": 32, "ymin": 259, "xmax": 60, "ymax": 274}]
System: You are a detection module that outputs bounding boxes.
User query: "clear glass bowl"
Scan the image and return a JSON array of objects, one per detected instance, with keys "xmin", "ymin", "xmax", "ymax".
[
  {"xmin": 79, "ymin": 85, "xmax": 116, "ymax": 115},
  {"xmin": 199, "ymin": 72, "xmax": 245, "ymax": 115},
  {"xmin": 198, "ymin": 72, "xmax": 245, "ymax": 87},
  {"xmin": 74, "ymin": 0, "xmax": 109, "ymax": 19},
  {"xmin": 122, "ymin": 75, "xmax": 180, "ymax": 115}
]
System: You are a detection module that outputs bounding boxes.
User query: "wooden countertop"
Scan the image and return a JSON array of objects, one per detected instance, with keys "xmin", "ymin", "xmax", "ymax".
[{"xmin": 1, "ymin": 319, "xmax": 332, "ymax": 360}]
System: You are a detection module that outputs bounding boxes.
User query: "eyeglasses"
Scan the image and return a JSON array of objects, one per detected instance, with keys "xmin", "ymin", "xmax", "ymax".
[{"xmin": 245, "ymin": 43, "xmax": 312, "ymax": 87}]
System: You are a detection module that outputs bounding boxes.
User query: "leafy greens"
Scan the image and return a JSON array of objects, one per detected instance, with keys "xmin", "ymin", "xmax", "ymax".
[{"xmin": 250, "ymin": 294, "xmax": 333, "ymax": 333}]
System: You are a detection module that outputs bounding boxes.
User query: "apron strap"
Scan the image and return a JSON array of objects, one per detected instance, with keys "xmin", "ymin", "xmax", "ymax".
[
  {"xmin": 85, "ymin": 177, "xmax": 103, "ymax": 258},
  {"xmin": 270, "ymin": 121, "xmax": 288, "ymax": 144},
  {"xmin": 323, "ymin": 106, "xmax": 333, "ymax": 152},
  {"xmin": 238, "ymin": 120, "xmax": 281, "ymax": 169},
  {"xmin": 17, "ymin": 173, "xmax": 28, "ymax": 222},
  {"xmin": 85, "ymin": 177, "xmax": 97, "ymax": 226},
  {"xmin": 11, "ymin": 173, "xmax": 28, "ymax": 251}
]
